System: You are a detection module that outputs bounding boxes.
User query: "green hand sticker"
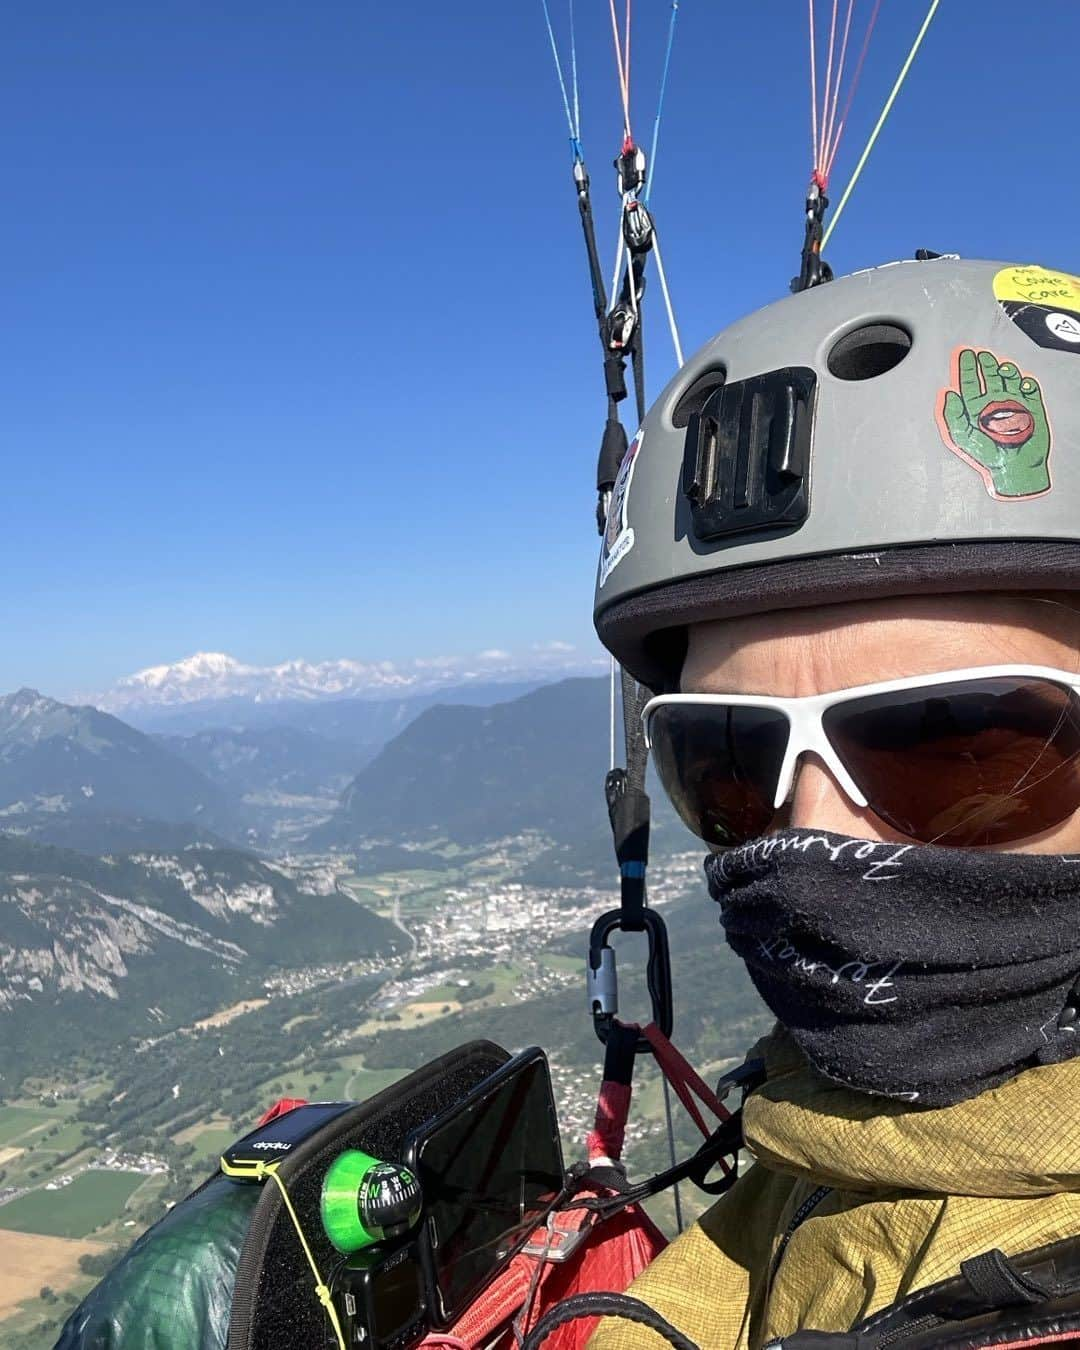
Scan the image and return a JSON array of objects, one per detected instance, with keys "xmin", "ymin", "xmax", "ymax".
[{"xmin": 938, "ymin": 348, "xmax": 1052, "ymax": 499}]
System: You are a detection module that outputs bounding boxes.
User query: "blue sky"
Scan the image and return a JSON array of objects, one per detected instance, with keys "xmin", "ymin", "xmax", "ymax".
[{"xmin": 3, "ymin": 1, "xmax": 1080, "ymax": 696}]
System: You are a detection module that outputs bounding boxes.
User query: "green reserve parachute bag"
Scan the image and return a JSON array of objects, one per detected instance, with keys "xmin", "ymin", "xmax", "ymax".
[{"xmin": 55, "ymin": 1041, "xmax": 510, "ymax": 1350}]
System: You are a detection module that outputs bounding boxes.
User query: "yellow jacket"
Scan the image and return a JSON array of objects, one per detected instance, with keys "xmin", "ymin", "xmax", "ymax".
[{"xmin": 588, "ymin": 1028, "xmax": 1080, "ymax": 1350}]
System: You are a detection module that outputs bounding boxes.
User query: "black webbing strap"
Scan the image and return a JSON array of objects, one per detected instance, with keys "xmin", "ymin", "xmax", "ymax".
[
  {"xmin": 574, "ymin": 158, "xmax": 631, "ymax": 529},
  {"xmin": 628, "ymin": 283, "xmax": 647, "ymax": 427},
  {"xmin": 605, "ymin": 670, "xmax": 651, "ymax": 930},
  {"xmin": 597, "ymin": 421, "xmax": 628, "ymax": 525},
  {"xmin": 574, "ymin": 160, "xmax": 607, "ymax": 327},
  {"xmin": 522, "ymin": 1292, "xmax": 700, "ymax": 1350},
  {"xmin": 601, "ymin": 1018, "xmax": 639, "ymax": 1088},
  {"xmin": 569, "ymin": 1108, "xmax": 745, "ymax": 1220},
  {"xmin": 960, "ymin": 1249, "xmax": 1055, "ymax": 1309},
  {"xmin": 598, "ymin": 187, "xmax": 649, "ymax": 510}
]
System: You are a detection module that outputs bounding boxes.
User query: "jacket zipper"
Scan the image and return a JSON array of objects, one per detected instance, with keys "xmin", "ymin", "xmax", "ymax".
[
  {"xmin": 768, "ymin": 1185, "xmax": 833, "ymax": 1292},
  {"xmin": 875, "ymin": 1313, "xmax": 944, "ymax": 1349}
]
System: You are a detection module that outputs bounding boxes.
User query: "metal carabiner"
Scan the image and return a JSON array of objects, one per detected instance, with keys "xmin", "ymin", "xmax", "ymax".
[
  {"xmin": 792, "ymin": 179, "xmax": 834, "ymax": 294},
  {"xmin": 586, "ymin": 906, "xmax": 673, "ymax": 1054},
  {"xmin": 614, "ymin": 142, "xmax": 647, "ymax": 198}
]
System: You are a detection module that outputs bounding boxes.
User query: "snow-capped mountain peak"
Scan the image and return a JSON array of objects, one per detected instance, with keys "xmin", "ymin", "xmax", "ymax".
[
  {"xmin": 84, "ymin": 645, "xmax": 605, "ymax": 715},
  {"xmin": 123, "ymin": 652, "xmax": 249, "ymax": 691}
]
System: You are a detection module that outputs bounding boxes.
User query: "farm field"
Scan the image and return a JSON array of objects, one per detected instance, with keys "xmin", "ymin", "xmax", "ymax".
[
  {"xmin": 0, "ymin": 1107, "xmax": 53, "ymax": 1147},
  {"xmin": 32, "ymin": 1121, "xmax": 91, "ymax": 1153},
  {"xmin": 180, "ymin": 1126, "xmax": 237, "ymax": 1165},
  {"xmin": 0, "ymin": 1230, "xmax": 108, "ymax": 1317},
  {"xmin": 0, "ymin": 1170, "xmax": 146, "ymax": 1239}
]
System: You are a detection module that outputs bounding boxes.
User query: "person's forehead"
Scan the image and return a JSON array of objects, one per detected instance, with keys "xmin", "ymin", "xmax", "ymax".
[
  {"xmin": 690, "ymin": 593, "xmax": 1021, "ymax": 643},
  {"xmin": 681, "ymin": 593, "xmax": 1079, "ymax": 690}
]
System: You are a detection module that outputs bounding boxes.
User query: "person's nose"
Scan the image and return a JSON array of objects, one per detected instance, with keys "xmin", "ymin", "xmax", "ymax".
[{"xmin": 782, "ymin": 751, "xmax": 905, "ymax": 842}]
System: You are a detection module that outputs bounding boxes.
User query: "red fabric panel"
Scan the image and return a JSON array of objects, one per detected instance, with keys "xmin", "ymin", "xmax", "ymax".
[
  {"xmin": 973, "ymin": 1336, "xmax": 1080, "ymax": 1350},
  {"xmin": 421, "ymin": 1196, "xmax": 667, "ymax": 1350},
  {"xmin": 255, "ymin": 1097, "xmax": 308, "ymax": 1127}
]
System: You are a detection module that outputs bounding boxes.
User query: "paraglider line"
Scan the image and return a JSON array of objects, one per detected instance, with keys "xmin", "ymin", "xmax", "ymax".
[
  {"xmin": 610, "ymin": 656, "xmax": 617, "ymax": 772},
  {"xmin": 644, "ymin": 2, "xmax": 679, "ymax": 206},
  {"xmin": 822, "ymin": 0, "xmax": 940, "ymax": 249},
  {"xmin": 819, "ymin": 0, "xmax": 855, "ymax": 181},
  {"xmin": 652, "ymin": 231, "xmax": 684, "ymax": 368},
  {"xmin": 610, "ymin": 225, "xmax": 627, "ymax": 312},
  {"xmin": 540, "ymin": 0, "xmax": 578, "ymax": 149},
  {"xmin": 662, "ymin": 1077, "xmax": 684, "ymax": 1233},
  {"xmin": 569, "ymin": 0, "xmax": 580, "ymax": 144},
  {"xmin": 808, "ymin": 0, "xmax": 820, "ymax": 170},
  {"xmin": 817, "ymin": 0, "xmax": 840, "ymax": 180},
  {"xmin": 608, "ymin": 0, "xmax": 633, "ymax": 143},
  {"xmin": 824, "ymin": 0, "xmax": 881, "ymax": 180}
]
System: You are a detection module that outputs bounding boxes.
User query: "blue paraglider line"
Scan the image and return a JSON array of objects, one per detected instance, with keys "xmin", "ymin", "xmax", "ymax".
[
  {"xmin": 540, "ymin": 0, "xmax": 583, "ymax": 161},
  {"xmin": 644, "ymin": 2, "xmax": 679, "ymax": 205}
]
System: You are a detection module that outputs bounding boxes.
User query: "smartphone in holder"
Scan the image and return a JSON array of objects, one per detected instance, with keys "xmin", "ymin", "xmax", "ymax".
[{"xmin": 403, "ymin": 1046, "xmax": 566, "ymax": 1327}]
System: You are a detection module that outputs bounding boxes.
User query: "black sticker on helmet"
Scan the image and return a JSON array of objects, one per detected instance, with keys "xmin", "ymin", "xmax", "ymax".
[{"xmin": 994, "ymin": 264, "xmax": 1080, "ymax": 356}]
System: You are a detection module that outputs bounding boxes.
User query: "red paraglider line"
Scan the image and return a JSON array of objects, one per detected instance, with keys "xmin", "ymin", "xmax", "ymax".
[
  {"xmin": 608, "ymin": 0, "xmax": 633, "ymax": 144},
  {"xmin": 824, "ymin": 0, "xmax": 882, "ymax": 181},
  {"xmin": 820, "ymin": 0, "xmax": 856, "ymax": 179},
  {"xmin": 817, "ymin": 0, "xmax": 840, "ymax": 180}
]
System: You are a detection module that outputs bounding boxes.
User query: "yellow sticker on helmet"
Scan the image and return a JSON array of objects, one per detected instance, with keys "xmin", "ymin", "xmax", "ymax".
[{"xmin": 994, "ymin": 264, "xmax": 1080, "ymax": 354}]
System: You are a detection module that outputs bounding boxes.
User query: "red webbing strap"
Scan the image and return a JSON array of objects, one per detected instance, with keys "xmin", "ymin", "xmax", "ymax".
[
  {"xmin": 641, "ymin": 1023, "xmax": 732, "ymax": 1139},
  {"xmin": 587, "ymin": 1020, "xmax": 639, "ymax": 1164},
  {"xmin": 587, "ymin": 1082, "xmax": 632, "ymax": 1164},
  {"xmin": 982, "ymin": 1337, "xmax": 1080, "ymax": 1350}
]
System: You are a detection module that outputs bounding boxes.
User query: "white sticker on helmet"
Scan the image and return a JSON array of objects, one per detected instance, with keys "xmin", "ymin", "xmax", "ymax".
[
  {"xmin": 1046, "ymin": 311, "xmax": 1080, "ymax": 344},
  {"xmin": 598, "ymin": 431, "xmax": 641, "ymax": 588}
]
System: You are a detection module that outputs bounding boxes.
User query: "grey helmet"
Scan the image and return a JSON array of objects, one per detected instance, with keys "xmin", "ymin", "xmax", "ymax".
[{"xmin": 593, "ymin": 256, "xmax": 1080, "ymax": 690}]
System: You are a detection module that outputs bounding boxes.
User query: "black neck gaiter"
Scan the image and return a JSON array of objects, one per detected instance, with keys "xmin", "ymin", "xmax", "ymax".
[{"xmin": 705, "ymin": 829, "xmax": 1080, "ymax": 1107}]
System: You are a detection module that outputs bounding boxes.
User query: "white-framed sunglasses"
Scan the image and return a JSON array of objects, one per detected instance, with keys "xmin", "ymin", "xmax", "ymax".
[{"xmin": 642, "ymin": 664, "xmax": 1080, "ymax": 848}]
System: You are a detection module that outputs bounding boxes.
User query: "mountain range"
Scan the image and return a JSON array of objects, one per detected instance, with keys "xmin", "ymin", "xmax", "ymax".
[
  {"xmin": 158, "ymin": 724, "xmax": 364, "ymax": 799},
  {"xmin": 0, "ymin": 689, "xmax": 242, "ymax": 850},
  {"xmin": 0, "ymin": 677, "xmax": 687, "ymax": 860},
  {"xmin": 0, "ymin": 835, "xmax": 402, "ymax": 1086},
  {"xmin": 0, "ymin": 674, "xmax": 695, "ymax": 1090},
  {"xmin": 309, "ymin": 677, "xmax": 692, "ymax": 864},
  {"xmin": 0, "ymin": 681, "xmax": 570, "ymax": 852},
  {"xmin": 86, "ymin": 647, "xmax": 604, "ymax": 726},
  {"xmin": 315, "ymin": 678, "xmax": 612, "ymax": 848}
]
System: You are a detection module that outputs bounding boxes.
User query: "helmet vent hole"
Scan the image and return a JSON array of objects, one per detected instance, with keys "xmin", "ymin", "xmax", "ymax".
[
  {"xmin": 671, "ymin": 368, "xmax": 726, "ymax": 428},
  {"xmin": 827, "ymin": 324, "xmax": 911, "ymax": 380}
]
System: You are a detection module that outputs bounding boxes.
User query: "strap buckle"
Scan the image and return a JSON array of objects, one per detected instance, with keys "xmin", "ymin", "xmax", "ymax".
[
  {"xmin": 715, "ymin": 1057, "xmax": 767, "ymax": 1103},
  {"xmin": 520, "ymin": 1208, "xmax": 598, "ymax": 1264}
]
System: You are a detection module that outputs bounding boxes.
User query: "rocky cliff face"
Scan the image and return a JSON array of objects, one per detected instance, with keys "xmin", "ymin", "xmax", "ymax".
[{"xmin": 0, "ymin": 838, "xmax": 401, "ymax": 1035}]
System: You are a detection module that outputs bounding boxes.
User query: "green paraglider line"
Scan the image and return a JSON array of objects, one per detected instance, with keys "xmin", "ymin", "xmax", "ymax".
[{"xmin": 822, "ymin": 0, "xmax": 940, "ymax": 248}]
